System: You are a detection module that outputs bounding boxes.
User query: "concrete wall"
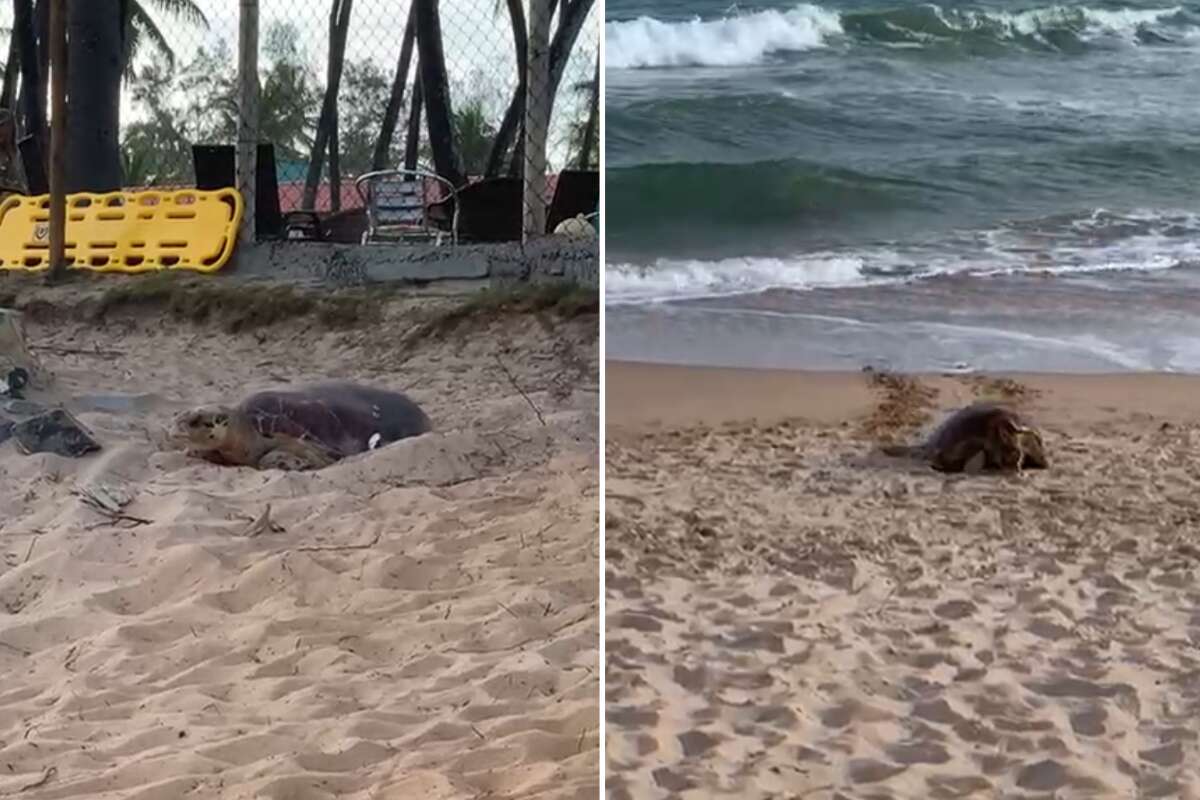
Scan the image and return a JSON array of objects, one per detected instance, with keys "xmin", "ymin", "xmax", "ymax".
[{"xmin": 233, "ymin": 237, "xmax": 598, "ymax": 289}]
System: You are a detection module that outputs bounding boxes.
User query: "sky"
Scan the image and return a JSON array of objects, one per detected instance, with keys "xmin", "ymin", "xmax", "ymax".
[{"xmin": 0, "ymin": 0, "xmax": 600, "ymax": 171}]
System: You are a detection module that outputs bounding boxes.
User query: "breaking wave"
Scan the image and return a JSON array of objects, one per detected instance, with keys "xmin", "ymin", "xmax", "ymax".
[
  {"xmin": 606, "ymin": 209, "xmax": 1200, "ymax": 303},
  {"xmin": 606, "ymin": 2, "xmax": 1197, "ymax": 68}
]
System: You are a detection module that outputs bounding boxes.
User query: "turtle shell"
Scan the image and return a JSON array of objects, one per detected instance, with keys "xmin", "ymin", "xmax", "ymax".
[
  {"xmin": 924, "ymin": 403, "xmax": 1046, "ymax": 472},
  {"xmin": 238, "ymin": 381, "xmax": 431, "ymax": 461}
]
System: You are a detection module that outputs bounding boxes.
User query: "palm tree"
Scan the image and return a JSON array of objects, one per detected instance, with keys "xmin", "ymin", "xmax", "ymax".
[
  {"xmin": 123, "ymin": 0, "xmax": 210, "ymax": 73},
  {"xmin": 484, "ymin": 0, "xmax": 595, "ymax": 178},
  {"xmin": 452, "ymin": 98, "xmax": 497, "ymax": 176},
  {"xmin": 414, "ymin": 0, "xmax": 463, "ymax": 187},
  {"xmin": 67, "ymin": 1, "xmax": 123, "ymax": 192},
  {"xmin": 60, "ymin": 0, "xmax": 205, "ymax": 193},
  {"xmin": 302, "ymin": 0, "xmax": 353, "ymax": 211},
  {"xmin": 571, "ymin": 56, "xmax": 598, "ymax": 170},
  {"xmin": 371, "ymin": 2, "xmax": 417, "ymax": 172},
  {"xmin": 121, "ymin": 28, "xmax": 321, "ymax": 185}
]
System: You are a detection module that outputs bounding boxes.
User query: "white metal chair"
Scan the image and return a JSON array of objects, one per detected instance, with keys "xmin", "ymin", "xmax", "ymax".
[{"xmin": 354, "ymin": 167, "xmax": 459, "ymax": 246}]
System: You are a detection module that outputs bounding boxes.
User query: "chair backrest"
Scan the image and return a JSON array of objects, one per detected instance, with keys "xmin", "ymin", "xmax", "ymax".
[{"xmin": 369, "ymin": 174, "xmax": 425, "ymax": 227}]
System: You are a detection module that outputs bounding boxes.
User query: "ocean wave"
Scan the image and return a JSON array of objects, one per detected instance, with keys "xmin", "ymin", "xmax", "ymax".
[
  {"xmin": 606, "ymin": 4, "xmax": 842, "ymax": 68},
  {"xmin": 606, "ymin": 255, "xmax": 875, "ymax": 302},
  {"xmin": 606, "ymin": 2, "xmax": 1195, "ymax": 68},
  {"xmin": 606, "ymin": 210, "xmax": 1200, "ymax": 303},
  {"xmin": 606, "ymin": 144, "xmax": 1200, "ymax": 239},
  {"xmin": 607, "ymin": 160, "xmax": 947, "ymax": 230},
  {"xmin": 843, "ymin": 3, "xmax": 1188, "ymax": 49}
]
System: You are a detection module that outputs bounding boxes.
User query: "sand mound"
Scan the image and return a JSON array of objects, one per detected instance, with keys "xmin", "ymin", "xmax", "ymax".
[
  {"xmin": 0, "ymin": 291, "xmax": 598, "ymax": 799},
  {"xmin": 324, "ymin": 408, "xmax": 599, "ymax": 489}
]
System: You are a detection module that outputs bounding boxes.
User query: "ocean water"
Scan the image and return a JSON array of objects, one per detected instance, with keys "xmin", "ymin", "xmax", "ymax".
[{"xmin": 605, "ymin": 0, "xmax": 1200, "ymax": 371}]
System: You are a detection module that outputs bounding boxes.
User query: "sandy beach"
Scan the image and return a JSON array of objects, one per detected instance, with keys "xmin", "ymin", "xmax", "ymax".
[
  {"xmin": 607, "ymin": 360, "xmax": 1200, "ymax": 799},
  {"xmin": 0, "ymin": 281, "xmax": 599, "ymax": 800}
]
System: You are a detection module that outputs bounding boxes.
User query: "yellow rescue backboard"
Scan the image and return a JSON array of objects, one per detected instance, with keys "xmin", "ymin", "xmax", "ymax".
[{"xmin": 0, "ymin": 188, "xmax": 243, "ymax": 274}]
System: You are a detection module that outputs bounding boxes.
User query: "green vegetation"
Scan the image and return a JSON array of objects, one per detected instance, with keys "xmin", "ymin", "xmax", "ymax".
[
  {"xmin": 94, "ymin": 275, "xmax": 378, "ymax": 331},
  {"xmin": 119, "ymin": 23, "xmax": 548, "ymax": 187},
  {"xmin": 0, "ymin": 274, "xmax": 596, "ymax": 338}
]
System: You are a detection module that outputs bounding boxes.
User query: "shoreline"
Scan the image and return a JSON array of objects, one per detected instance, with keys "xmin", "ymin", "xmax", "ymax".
[
  {"xmin": 606, "ymin": 359, "xmax": 1200, "ymax": 432},
  {"xmin": 605, "ymin": 271, "xmax": 1200, "ymax": 373}
]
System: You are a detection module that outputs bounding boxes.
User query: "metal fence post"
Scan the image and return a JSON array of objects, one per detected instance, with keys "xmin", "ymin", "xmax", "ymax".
[{"xmin": 237, "ymin": 0, "xmax": 259, "ymax": 246}]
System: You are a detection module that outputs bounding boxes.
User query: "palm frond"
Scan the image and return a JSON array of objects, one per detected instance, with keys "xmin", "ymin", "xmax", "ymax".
[
  {"xmin": 129, "ymin": 6, "xmax": 177, "ymax": 71},
  {"xmin": 140, "ymin": 0, "xmax": 209, "ymax": 29}
]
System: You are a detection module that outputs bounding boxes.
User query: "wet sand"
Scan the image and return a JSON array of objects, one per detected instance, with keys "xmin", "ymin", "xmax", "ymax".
[
  {"xmin": 606, "ymin": 360, "xmax": 1200, "ymax": 798},
  {"xmin": 0, "ymin": 290, "xmax": 599, "ymax": 800},
  {"xmin": 607, "ymin": 271, "xmax": 1200, "ymax": 373}
]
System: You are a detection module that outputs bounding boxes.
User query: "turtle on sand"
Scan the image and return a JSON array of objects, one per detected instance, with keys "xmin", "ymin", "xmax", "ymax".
[
  {"xmin": 882, "ymin": 402, "xmax": 1048, "ymax": 473},
  {"xmin": 166, "ymin": 381, "xmax": 432, "ymax": 470}
]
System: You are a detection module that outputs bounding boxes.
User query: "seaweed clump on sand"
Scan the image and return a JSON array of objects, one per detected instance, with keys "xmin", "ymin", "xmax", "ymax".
[{"xmin": 860, "ymin": 368, "xmax": 938, "ymax": 443}]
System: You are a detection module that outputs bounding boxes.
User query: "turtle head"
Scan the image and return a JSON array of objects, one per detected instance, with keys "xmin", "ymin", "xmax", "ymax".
[
  {"xmin": 1015, "ymin": 427, "xmax": 1048, "ymax": 469},
  {"xmin": 166, "ymin": 405, "xmax": 234, "ymax": 450},
  {"xmin": 991, "ymin": 415, "xmax": 1048, "ymax": 471}
]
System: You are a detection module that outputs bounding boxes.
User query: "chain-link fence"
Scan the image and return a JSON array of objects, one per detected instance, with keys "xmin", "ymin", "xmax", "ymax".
[{"xmin": 0, "ymin": 0, "xmax": 598, "ymax": 246}]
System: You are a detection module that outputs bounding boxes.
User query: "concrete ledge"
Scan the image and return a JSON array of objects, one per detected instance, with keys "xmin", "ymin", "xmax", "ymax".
[{"xmin": 232, "ymin": 237, "xmax": 598, "ymax": 288}]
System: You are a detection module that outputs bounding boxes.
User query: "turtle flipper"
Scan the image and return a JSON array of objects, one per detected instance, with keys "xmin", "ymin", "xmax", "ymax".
[
  {"xmin": 259, "ymin": 449, "xmax": 321, "ymax": 471},
  {"xmin": 881, "ymin": 443, "xmax": 923, "ymax": 459},
  {"xmin": 930, "ymin": 437, "xmax": 989, "ymax": 473},
  {"xmin": 258, "ymin": 436, "xmax": 339, "ymax": 471}
]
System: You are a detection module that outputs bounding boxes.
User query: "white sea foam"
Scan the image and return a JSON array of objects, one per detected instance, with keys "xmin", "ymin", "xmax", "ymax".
[
  {"xmin": 606, "ymin": 211, "xmax": 1200, "ymax": 304},
  {"xmin": 605, "ymin": 4, "xmax": 843, "ymax": 69},
  {"xmin": 606, "ymin": 3, "xmax": 1190, "ymax": 70},
  {"xmin": 987, "ymin": 4, "xmax": 1185, "ymax": 44},
  {"xmin": 605, "ymin": 255, "xmax": 875, "ymax": 303}
]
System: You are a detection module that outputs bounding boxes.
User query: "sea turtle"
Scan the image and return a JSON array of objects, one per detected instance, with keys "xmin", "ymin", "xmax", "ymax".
[
  {"xmin": 166, "ymin": 381, "xmax": 432, "ymax": 470},
  {"xmin": 882, "ymin": 402, "xmax": 1048, "ymax": 473}
]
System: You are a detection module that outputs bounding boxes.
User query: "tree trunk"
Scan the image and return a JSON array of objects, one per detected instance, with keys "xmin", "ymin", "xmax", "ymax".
[
  {"xmin": 65, "ymin": 0, "xmax": 122, "ymax": 193},
  {"xmin": 328, "ymin": 105, "xmax": 340, "ymax": 211},
  {"xmin": 494, "ymin": 0, "xmax": 593, "ymax": 178},
  {"xmin": 506, "ymin": 111, "xmax": 525, "ymax": 177},
  {"xmin": 546, "ymin": 0, "xmax": 595, "ymax": 118},
  {"xmin": 34, "ymin": 0, "xmax": 48, "ymax": 143},
  {"xmin": 576, "ymin": 55, "xmax": 598, "ymax": 170},
  {"xmin": 236, "ymin": 0, "xmax": 259, "ymax": 244},
  {"xmin": 13, "ymin": 0, "xmax": 43, "ymax": 142},
  {"xmin": 45, "ymin": 0, "xmax": 65, "ymax": 281},
  {"xmin": 301, "ymin": 0, "xmax": 353, "ymax": 210},
  {"xmin": 522, "ymin": 0, "xmax": 552, "ymax": 239},
  {"xmin": 1, "ymin": 26, "xmax": 20, "ymax": 110},
  {"xmin": 117, "ymin": 0, "xmax": 133, "ymax": 77},
  {"xmin": 371, "ymin": 1, "xmax": 417, "ymax": 171},
  {"xmin": 403, "ymin": 69, "xmax": 422, "ymax": 171},
  {"xmin": 482, "ymin": 0, "xmax": 526, "ymax": 178},
  {"xmin": 413, "ymin": 0, "xmax": 462, "ymax": 187}
]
